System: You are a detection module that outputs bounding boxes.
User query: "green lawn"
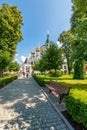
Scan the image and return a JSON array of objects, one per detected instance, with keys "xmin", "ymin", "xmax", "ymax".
[{"xmin": 35, "ymin": 74, "xmax": 87, "ymax": 104}]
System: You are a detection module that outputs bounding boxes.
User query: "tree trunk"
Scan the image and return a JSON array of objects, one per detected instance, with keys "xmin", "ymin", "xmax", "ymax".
[
  {"xmin": 67, "ymin": 58, "xmax": 72, "ymax": 74},
  {"xmin": 55, "ymin": 69, "xmax": 58, "ymax": 82},
  {"xmin": 0, "ymin": 70, "xmax": 3, "ymax": 78},
  {"xmin": 68, "ymin": 64, "xmax": 72, "ymax": 74},
  {"xmin": 68, "ymin": 63, "xmax": 71, "ymax": 74},
  {"xmin": 45, "ymin": 72, "xmax": 46, "ymax": 78},
  {"xmin": 73, "ymin": 59, "xmax": 84, "ymax": 79}
]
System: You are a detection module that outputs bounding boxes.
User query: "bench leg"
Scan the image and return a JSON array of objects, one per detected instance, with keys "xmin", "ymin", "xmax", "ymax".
[
  {"xmin": 59, "ymin": 94, "xmax": 66, "ymax": 104},
  {"xmin": 49, "ymin": 89, "xmax": 52, "ymax": 94},
  {"xmin": 59, "ymin": 95, "xmax": 63, "ymax": 104}
]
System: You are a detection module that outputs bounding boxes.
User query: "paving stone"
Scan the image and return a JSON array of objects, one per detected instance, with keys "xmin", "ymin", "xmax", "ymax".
[
  {"xmin": 44, "ymin": 128, "xmax": 49, "ymax": 130},
  {"xmin": 50, "ymin": 126, "xmax": 55, "ymax": 130}
]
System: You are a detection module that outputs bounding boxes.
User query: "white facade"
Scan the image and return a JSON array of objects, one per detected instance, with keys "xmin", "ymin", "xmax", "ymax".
[{"xmin": 20, "ymin": 63, "xmax": 32, "ymax": 77}]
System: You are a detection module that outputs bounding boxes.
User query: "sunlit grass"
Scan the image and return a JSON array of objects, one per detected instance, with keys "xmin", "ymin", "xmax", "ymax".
[{"xmin": 36, "ymin": 74, "xmax": 87, "ymax": 104}]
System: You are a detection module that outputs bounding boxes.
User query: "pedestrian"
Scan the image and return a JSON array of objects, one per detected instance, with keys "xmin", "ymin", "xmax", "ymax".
[
  {"xmin": 26, "ymin": 73, "xmax": 28, "ymax": 78},
  {"xmin": 23, "ymin": 72, "xmax": 25, "ymax": 77}
]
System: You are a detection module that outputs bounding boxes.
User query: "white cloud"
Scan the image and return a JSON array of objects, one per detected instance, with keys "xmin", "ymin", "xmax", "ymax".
[
  {"xmin": 20, "ymin": 56, "xmax": 26, "ymax": 63},
  {"xmin": 15, "ymin": 54, "xmax": 18, "ymax": 57},
  {"xmin": 56, "ymin": 41, "xmax": 62, "ymax": 48}
]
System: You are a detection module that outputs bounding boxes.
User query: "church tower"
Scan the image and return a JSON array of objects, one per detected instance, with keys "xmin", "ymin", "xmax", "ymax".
[
  {"xmin": 36, "ymin": 46, "xmax": 40, "ymax": 56},
  {"xmin": 45, "ymin": 34, "xmax": 50, "ymax": 48}
]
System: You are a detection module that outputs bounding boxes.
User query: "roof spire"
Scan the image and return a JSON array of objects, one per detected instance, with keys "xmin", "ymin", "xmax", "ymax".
[{"xmin": 46, "ymin": 33, "xmax": 50, "ymax": 44}]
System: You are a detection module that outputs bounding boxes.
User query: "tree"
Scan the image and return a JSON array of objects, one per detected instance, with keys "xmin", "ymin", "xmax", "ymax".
[
  {"xmin": 8, "ymin": 61, "xmax": 20, "ymax": 72},
  {"xmin": 71, "ymin": 0, "xmax": 87, "ymax": 32},
  {"xmin": 0, "ymin": 50, "xmax": 11, "ymax": 77},
  {"xmin": 38, "ymin": 43, "xmax": 63, "ymax": 76},
  {"xmin": 71, "ymin": 0, "xmax": 87, "ymax": 79},
  {"xmin": 73, "ymin": 15, "xmax": 87, "ymax": 79},
  {"xmin": 39, "ymin": 54, "xmax": 48, "ymax": 72},
  {"xmin": 58, "ymin": 30, "xmax": 75, "ymax": 74},
  {"xmin": 33, "ymin": 62, "xmax": 40, "ymax": 71},
  {"xmin": 33, "ymin": 52, "xmax": 48, "ymax": 73},
  {"xmin": 0, "ymin": 3, "xmax": 23, "ymax": 77}
]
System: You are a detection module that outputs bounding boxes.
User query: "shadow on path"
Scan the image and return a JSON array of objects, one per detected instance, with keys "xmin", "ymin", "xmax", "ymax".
[{"xmin": 0, "ymin": 77, "xmax": 67, "ymax": 129}]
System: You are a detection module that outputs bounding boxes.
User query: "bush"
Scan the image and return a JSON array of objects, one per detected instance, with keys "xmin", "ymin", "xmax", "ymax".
[
  {"xmin": 0, "ymin": 75, "xmax": 18, "ymax": 88},
  {"xmin": 49, "ymin": 69, "xmax": 63, "ymax": 77},
  {"xmin": 65, "ymin": 96, "xmax": 87, "ymax": 129},
  {"xmin": 33, "ymin": 74, "xmax": 45, "ymax": 86}
]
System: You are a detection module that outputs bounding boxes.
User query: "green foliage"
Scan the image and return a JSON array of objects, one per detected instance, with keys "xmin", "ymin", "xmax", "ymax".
[
  {"xmin": 71, "ymin": 0, "xmax": 87, "ymax": 31},
  {"xmin": 33, "ymin": 56, "xmax": 48, "ymax": 73},
  {"xmin": 58, "ymin": 30, "xmax": 75, "ymax": 74},
  {"xmin": 33, "ymin": 62, "xmax": 40, "ymax": 71},
  {"xmin": 0, "ymin": 3, "xmax": 23, "ymax": 75},
  {"xmin": 8, "ymin": 62, "xmax": 20, "ymax": 72},
  {"xmin": 75, "ymin": 16, "xmax": 87, "ymax": 42},
  {"xmin": 45, "ymin": 43, "xmax": 63, "ymax": 71},
  {"xmin": 65, "ymin": 96, "xmax": 87, "ymax": 128},
  {"xmin": 0, "ymin": 75, "xmax": 18, "ymax": 88},
  {"xmin": 71, "ymin": 0, "xmax": 87, "ymax": 14},
  {"xmin": 33, "ymin": 43, "xmax": 63, "ymax": 74},
  {"xmin": 71, "ymin": 0, "xmax": 87, "ymax": 79},
  {"xmin": 73, "ymin": 59, "xmax": 85, "ymax": 79},
  {"xmin": 0, "ymin": 3, "xmax": 23, "ymax": 55},
  {"xmin": 33, "ymin": 74, "xmax": 45, "ymax": 86},
  {"xmin": 72, "ymin": 16, "xmax": 87, "ymax": 79},
  {"xmin": 0, "ymin": 50, "xmax": 12, "ymax": 77},
  {"xmin": 0, "ymin": 50, "xmax": 11, "ymax": 70},
  {"xmin": 39, "ymin": 53, "xmax": 49, "ymax": 72},
  {"xmin": 49, "ymin": 69, "xmax": 63, "ymax": 77}
]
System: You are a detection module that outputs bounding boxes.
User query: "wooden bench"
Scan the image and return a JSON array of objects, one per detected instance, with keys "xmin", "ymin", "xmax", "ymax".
[{"xmin": 45, "ymin": 81, "xmax": 71, "ymax": 104}]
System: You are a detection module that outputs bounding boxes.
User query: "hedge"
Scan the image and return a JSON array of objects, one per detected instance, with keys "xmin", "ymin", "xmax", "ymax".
[
  {"xmin": 33, "ymin": 74, "xmax": 45, "ymax": 86},
  {"xmin": 65, "ymin": 96, "xmax": 87, "ymax": 129},
  {"xmin": 0, "ymin": 75, "xmax": 18, "ymax": 88}
]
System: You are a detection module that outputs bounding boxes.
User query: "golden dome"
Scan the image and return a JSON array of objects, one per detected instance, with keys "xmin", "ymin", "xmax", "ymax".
[
  {"xmin": 36, "ymin": 46, "xmax": 40, "ymax": 52},
  {"xmin": 31, "ymin": 51, "xmax": 35, "ymax": 55}
]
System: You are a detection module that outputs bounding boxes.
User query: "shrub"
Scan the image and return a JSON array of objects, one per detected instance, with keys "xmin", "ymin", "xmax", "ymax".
[
  {"xmin": 0, "ymin": 75, "xmax": 18, "ymax": 88},
  {"xmin": 49, "ymin": 69, "xmax": 63, "ymax": 77},
  {"xmin": 65, "ymin": 96, "xmax": 87, "ymax": 128},
  {"xmin": 33, "ymin": 74, "xmax": 45, "ymax": 86}
]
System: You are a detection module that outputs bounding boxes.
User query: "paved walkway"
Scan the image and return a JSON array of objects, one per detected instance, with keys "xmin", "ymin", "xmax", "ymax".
[{"xmin": 0, "ymin": 77, "xmax": 71, "ymax": 130}]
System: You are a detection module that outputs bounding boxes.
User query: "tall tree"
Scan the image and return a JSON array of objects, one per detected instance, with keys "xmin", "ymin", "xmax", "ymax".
[
  {"xmin": 37, "ymin": 43, "xmax": 63, "ymax": 76},
  {"xmin": 0, "ymin": 3, "xmax": 23, "ymax": 77},
  {"xmin": 8, "ymin": 61, "xmax": 20, "ymax": 72},
  {"xmin": 71, "ymin": 0, "xmax": 87, "ymax": 79},
  {"xmin": 46, "ymin": 43, "xmax": 63, "ymax": 75},
  {"xmin": 71, "ymin": 0, "xmax": 87, "ymax": 32},
  {"xmin": 58, "ymin": 30, "xmax": 75, "ymax": 74},
  {"xmin": 33, "ymin": 50, "xmax": 49, "ymax": 73},
  {"xmin": 73, "ymin": 15, "xmax": 87, "ymax": 79}
]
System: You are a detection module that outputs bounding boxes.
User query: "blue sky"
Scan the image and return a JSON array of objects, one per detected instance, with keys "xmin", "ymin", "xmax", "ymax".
[{"xmin": 0, "ymin": 0, "xmax": 72, "ymax": 63}]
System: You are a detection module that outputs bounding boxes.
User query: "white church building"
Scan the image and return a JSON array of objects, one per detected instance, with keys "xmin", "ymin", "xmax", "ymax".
[{"xmin": 20, "ymin": 34, "xmax": 68, "ymax": 76}]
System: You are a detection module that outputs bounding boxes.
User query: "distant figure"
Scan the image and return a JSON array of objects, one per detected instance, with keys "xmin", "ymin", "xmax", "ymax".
[
  {"xmin": 23, "ymin": 72, "xmax": 25, "ymax": 77},
  {"xmin": 26, "ymin": 73, "xmax": 28, "ymax": 78}
]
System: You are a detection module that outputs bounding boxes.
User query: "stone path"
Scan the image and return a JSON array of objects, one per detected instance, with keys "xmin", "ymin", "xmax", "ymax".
[{"xmin": 0, "ymin": 77, "xmax": 72, "ymax": 130}]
